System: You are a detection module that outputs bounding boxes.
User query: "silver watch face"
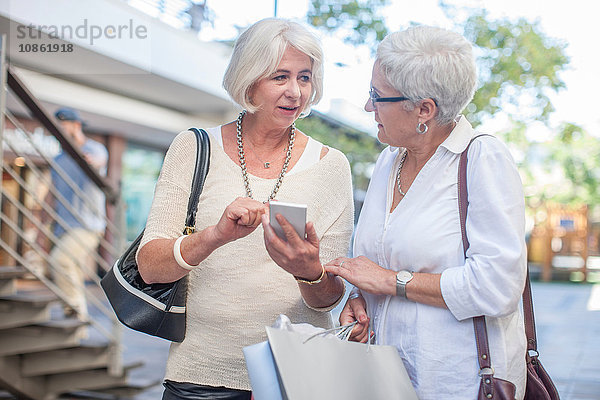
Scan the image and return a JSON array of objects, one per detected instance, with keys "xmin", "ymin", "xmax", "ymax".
[{"xmin": 396, "ymin": 270, "xmax": 413, "ymax": 283}]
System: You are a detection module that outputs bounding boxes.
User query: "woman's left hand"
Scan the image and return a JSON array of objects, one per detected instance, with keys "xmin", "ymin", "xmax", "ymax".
[
  {"xmin": 261, "ymin": 214, "xmax": 322, "ymax": 281},
  {"xmin": 325, "ymin": 256, "xmax": 396, "ymax": 296}
]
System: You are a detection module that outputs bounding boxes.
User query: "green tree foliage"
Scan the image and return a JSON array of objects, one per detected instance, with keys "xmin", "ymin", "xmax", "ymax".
[
  {"xmin": 305, "ymin": 0, "xmax": 389, "ymax": 192},
  {"xmin": 450, "ymin": 9, "xmax": 598, "ymax": 207},
  {"xmin": 459, "ymin": 10, "xmax": 569, "ymax": 128},
  {"xmin": 308, "ymin": 2, "xmax": 599, "ymax": 207},
  {"xmin": 307, "ymin": 0, "xmax": 389, "ymax": 46},
  {"xmin": 295, "ymin": 114, "xmax": 384, "ymax": 191},
  {"xmin": 543, "ymin": 123, "xmax": 600, "ymax": 206}
]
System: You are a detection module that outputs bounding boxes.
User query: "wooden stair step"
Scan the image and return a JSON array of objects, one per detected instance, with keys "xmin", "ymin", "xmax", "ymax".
[
  {"xmin": 0, "ymin": 290, "xmax": 57, "ymax": 305},
  {"xmin": 0, "ymin": 359, "xmax": 144, "ymax": 399},
  {"xmin": 38, "ymin": 318, "xmax": 88, "ymax": 330},
  {"xmin": 0, "ymin": 293, "xmax": 55, "ymax": 330},
  {"xmin": 71, "ymin": 377, "xmax": 162, "ymax": 397},
  {"xmin": 0, "ymin": 355, "xmax": 46, "ymax": 400},
  {"xmin": 0, "ymin": 267, "xmax": 27, "ymax": 280},
  {"xmin": 21, "ymin": 344, "xmax": 114, "ymax": 377},
  {"xmin": 0, "ymin": 319, "xmax": 88, "ymax": 356},
  {"xmin": 46, "ymin": 361, "xmax": 144, "ymax": 395},
  {"xmin": 0, "ymin": 280, "xmax": 16, "ymax": 297}
]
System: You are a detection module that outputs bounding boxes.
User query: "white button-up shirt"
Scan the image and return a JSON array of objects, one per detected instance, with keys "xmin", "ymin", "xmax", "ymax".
[{"xmin": 353, "ymin": 117, "xmax": 527, "ymax": 399}]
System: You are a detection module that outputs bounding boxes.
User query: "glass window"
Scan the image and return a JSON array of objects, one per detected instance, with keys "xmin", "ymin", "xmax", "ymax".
[{"xmin": 121, "ymin": 144, "xmax": 164, "ymax": 241}]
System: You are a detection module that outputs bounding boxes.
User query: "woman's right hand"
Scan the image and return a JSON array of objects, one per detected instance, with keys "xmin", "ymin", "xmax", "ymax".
[
  {"xmin": 340, "ymin": 295, "xmax": 370, "ymax": 343},
  {"xmin": 212, "ymin": 197, "xmax": 267, "ymax": 244}
]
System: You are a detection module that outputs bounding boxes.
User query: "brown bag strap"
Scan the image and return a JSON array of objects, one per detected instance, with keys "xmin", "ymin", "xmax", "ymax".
[
  {"xmin": 458, "ymin": 134, "xmax": 538, "ymax": 371},
  {"xmin": 523, "ymin": 273, "xmax": 537, "ymax": 352}
]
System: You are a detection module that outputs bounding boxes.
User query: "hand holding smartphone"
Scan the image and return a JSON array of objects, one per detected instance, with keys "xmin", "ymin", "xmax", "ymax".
[{"xmin": 269, "ymin": 201, "xmax": 307, "ymax": 241}]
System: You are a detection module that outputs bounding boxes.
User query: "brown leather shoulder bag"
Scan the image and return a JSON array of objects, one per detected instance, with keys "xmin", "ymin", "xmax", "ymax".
[{"xmin": 459, "ymin": 135, "xmax": 559, "ymax": 400}]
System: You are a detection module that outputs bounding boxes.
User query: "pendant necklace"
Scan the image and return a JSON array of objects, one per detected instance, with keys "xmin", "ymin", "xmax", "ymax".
[
  {"xmin": 236, "ymin": 110, "xmax": 295, "ymax": 202},
  {"xmin": 396, "ymin": 149, "xmax": 407, "ymax": 196},
  {"xmin": 245, "ymin": 138, "xmax": 277, "ymax": 169}
]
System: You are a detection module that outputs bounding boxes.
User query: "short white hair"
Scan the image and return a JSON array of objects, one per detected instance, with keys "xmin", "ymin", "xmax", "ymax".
[
  {"xmin": 376, "ymin": 25, "xmax": 477, "ymax": 125},
  {"xmin": 223, "ymin": 18, "xmax": 324, "ymax": 116}
]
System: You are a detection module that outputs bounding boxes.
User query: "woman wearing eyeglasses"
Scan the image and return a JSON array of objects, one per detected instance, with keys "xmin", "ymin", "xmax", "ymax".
[{"xmin": 325, "ymin": 26, "xmax": 527, "ymax": 399}]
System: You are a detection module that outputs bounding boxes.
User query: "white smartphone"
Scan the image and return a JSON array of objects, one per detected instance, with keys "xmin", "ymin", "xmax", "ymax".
[{"xmin": 269, "ymin": 201, "xmax": 307, "ymax": 241}]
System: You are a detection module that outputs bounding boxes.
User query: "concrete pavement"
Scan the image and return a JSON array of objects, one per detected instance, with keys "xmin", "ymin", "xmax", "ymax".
[
  {"xmin": 88, "ymin": 280, "xmax": 600, "ymax": 399},
  {"xmin": 530, "ymin": 282, "xmax": 600, "ymax": 399}
]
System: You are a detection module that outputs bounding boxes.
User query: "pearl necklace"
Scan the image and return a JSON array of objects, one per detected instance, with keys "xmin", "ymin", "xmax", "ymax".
[{"xmin": 236, "ymin": 111, "xmax": 295, "ymax": 202}]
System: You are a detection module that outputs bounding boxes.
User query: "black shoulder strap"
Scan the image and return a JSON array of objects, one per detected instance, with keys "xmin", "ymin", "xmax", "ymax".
[{"xmin": 183, "ymin": 128, "xmax": 211, "ymax": 234}]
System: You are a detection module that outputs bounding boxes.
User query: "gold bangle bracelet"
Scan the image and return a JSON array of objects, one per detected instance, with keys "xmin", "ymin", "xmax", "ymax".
[{"xmin": 295, "ymin": 265, "xmax": 325, "ymax": 285}]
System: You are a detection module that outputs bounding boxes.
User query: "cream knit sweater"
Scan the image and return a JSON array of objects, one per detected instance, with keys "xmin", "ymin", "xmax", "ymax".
[{"xmin": 139, "ymin": 129, "xmax": 355, "ymax": 390}]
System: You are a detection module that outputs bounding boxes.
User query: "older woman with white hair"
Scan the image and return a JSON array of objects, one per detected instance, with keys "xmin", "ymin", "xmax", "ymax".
[
  {"xmin": 326, "ymin": 26, "xmax": 527, "ymax": 399},
  {"xmin": 137, "ymin": 18, "xmax": 353, "ymax": 399}
]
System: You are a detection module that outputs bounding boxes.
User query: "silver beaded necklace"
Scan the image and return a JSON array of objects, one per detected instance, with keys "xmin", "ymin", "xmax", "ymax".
[
  {"xmin": 236, "ymin": 110, "xmax": 295, "ymax": 202},
  {"xmin": 396, "ymin": 149, "xmax": 407, "ymax": 196}
]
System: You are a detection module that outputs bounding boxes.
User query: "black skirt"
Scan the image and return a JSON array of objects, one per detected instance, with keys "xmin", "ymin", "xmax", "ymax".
[{"xmin": 162, "ymin": 380, "xmax": 252, "ymax": 400}]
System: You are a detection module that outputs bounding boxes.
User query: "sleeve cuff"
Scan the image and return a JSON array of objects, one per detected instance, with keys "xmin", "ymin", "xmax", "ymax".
[
  {"xmin": 348, "ymin": 286, "xmax": 362, "ymax": 299},
  {"xmin": 440, "ymin": 266, "xmax": 472, "ymax": 321}
]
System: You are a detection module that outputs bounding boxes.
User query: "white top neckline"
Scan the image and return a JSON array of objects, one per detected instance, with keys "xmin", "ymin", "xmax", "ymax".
[{"xmin": 205, "ymin": 125, "xmax": 323, "ymax": 177}]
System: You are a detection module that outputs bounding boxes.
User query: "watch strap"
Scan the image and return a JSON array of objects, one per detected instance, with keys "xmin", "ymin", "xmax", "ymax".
[{"xmin": 396, "ymin": 270, "xmax": 413, "ymax": 298}]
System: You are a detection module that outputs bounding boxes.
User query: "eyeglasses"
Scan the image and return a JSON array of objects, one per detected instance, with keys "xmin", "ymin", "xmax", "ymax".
[
  {"xmin": 369, "ymin": 87, "xmax": 410, "ymax": 105},
  {"xmin": 369, "ymin": 88, "xmax": 439, "ymax": 107}
]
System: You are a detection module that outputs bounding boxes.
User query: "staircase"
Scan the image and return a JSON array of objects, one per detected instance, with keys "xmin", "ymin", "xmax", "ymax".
[
  {"xmin": 0, "ymin": 268, "xmax": 158, "ymax": 399},
  {"xmin": 0, "ymin": 36, "xmax": 160, "ymax": 399}
]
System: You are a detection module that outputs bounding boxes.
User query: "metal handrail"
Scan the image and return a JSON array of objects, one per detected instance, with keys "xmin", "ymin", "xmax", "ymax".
[
  {"xmin": 4, "ymin": 107, "xmax": 121, "ymax": 240},
  {"xmin": 0, "ymin": 229, "xmax": 117, "ymax": 343},
  {"xmin": 6, "ymin": 69, "xmax": 118, "ymax": 203},
  {"xmin": 1, "ymin": 160, "xmax": 113, "ymax": 272},
  {"xmin": 0, "ymin": 154, "xmax": 121, "ymax": 342},
  {"xmin": 1, "ymin": 45, "xmax": 124, "ymax": 375},
  {"xmin": 1, "ymin": 190, "xmax": 110, "ymax": 292},
  {"xmin": 0, "ymin": 36, "xmax": 7, "ymax": 214},
  {"xmin": 3, "ymin": 112, "xmax": 119, "ymax": 260}
]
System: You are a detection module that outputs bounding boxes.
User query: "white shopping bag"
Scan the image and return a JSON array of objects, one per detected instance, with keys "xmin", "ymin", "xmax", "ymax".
[
  {"xmin": 244, "ymin": 318, "xmax": 418, "ymax": 400},
  {"xmin": 243, "ymin": 340, "xmax": 284, "ymax": 400}
]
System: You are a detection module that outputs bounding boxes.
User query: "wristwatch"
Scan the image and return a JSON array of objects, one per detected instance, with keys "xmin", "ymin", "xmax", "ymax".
[{"xmin": 396, "ymin": 270, "xmax": 414, "ymax": 298}]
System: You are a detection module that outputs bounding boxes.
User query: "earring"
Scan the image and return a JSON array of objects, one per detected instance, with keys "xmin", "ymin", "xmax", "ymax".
[{"xmin": 416, "ymin": 122, "xmax": 428, "ymax": 134}]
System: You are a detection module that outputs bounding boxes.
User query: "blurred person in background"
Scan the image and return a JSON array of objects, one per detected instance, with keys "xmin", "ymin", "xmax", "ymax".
[{"xmin": 44, "ymin": 107, "xmax": 108, "ymax": 320}]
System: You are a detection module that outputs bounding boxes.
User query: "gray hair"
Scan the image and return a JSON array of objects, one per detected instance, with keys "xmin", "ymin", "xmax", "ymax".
[
  {"xmin": 376, "ymin": 25, "xmax": 477, "ymax": 125},
  {"xmin": 223, "ymin": 18, "xmax": 324, "ymax": 116}
]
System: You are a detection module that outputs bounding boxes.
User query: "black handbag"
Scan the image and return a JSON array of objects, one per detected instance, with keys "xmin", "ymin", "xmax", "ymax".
[
  {"xmin": 101, "ymin": 128, "xmax": 210, "ymax": 342},
  {"xmin": 459, "ymin": 135, "xmax": 559, "ymax": 400}
]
